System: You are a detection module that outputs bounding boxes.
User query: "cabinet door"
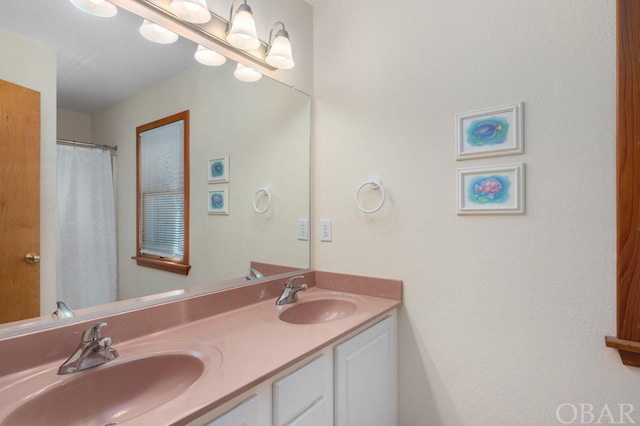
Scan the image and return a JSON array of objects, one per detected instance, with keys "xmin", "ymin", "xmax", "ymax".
[
  {"xmin": 335, "ymin": 315, "xmax": 397, "ymax": 426},
  {"xmin": 273, "ymin": 353, "xmax": 333, "ymax": 426},
  {"xmin": 287, "ymin": 397, "xmax": 331, "ymax": 426},
  {"xmin": 205, "ymin": 395, "xmax": 260, "ymax": 426}
]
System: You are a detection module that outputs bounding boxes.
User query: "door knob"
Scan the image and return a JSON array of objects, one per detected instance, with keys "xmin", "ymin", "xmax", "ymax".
[{"xmin": 25, "ymin": 252, "xmax": 40, "ymax": 264}]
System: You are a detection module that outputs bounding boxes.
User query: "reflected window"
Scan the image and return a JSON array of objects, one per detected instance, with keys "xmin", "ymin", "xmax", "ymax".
[{"xmin": 134, "ymin": 110, "xmax": 191, "ymax": 275}]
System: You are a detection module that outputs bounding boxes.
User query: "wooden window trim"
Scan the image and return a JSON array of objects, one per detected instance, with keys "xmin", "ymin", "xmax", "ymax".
[
  {"xmin": 132, "ymin": 110, "xmax": 191, "ymax": 276},
  {"xmin": 605, "ymin": 0, "xmax": 640, "ymax": 366}
]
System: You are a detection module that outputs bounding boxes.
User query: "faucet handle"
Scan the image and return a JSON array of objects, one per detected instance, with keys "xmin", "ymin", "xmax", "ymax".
[
  {"xmin": 285, "ymin": 275, "xmax": 305, "ymax": 288},
  {"xmin": 81, "ymin": 322, "xmax": 108, "ymax": 343}
]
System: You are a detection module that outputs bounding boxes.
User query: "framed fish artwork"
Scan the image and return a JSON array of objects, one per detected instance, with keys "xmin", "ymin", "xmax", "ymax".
[
  {"xmin": 455, "ymin": 103, "xmax": 523, "ymax": 160},
  {"xmin": 457, "ymin": 163, "xmax": 525, "ymax": 215},
  {"xmin": 208, "ymin": 156, "xmax": 229, "ymax": 183},
  {"xmin": 208, "ymin": 188, "xmax": 229, "ymax": 215}
]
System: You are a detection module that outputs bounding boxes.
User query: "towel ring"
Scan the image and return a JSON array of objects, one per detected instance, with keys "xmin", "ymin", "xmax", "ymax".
[
  {"xmin": 253, "ymin": 186, "xmax": 272, "ymax": 214},
  {"xmin": 355, "ymin": 177, "xmax": 385, "ymax": 213}
]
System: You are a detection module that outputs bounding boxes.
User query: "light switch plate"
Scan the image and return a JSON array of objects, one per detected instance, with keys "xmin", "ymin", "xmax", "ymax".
[
  {"xmin": 320, "ymin": 219, "xmax": 332, "ymax": 242},
  {"xmin": 297, "ymin": 219, "xmax": 309, "ymax": 241}
]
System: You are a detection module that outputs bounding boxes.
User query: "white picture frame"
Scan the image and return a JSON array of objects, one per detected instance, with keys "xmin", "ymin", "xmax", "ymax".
[
  {"xmin": 208, "ymin": 156, "xmax": 229, "ymax": 183},
  {"xmin": 208, "ymin": 188, "xmax": 229, "ymax": 215},
  {"xmin": 457, "ymin": 163, "xmax": 525, "ymax": 215},
  {"xmin": 455, "ymin": 103, "xmax": 523, "ymax": 160}
]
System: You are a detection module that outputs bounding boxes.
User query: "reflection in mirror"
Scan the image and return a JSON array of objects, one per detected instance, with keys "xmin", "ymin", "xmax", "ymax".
[{"xmin": 0, "ymin": 1, "xmax": 310, "ymax": 334}]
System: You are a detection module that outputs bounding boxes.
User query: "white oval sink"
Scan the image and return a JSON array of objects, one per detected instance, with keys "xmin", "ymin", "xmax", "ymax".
[
  {"xmin": 4, "ymin": 354, "xmax": 202, "ymax": 426},
  {"xmin": 279, "ymin": 299, "xmax": 357, "ymax": 325},
  {"xmin": 0, "ymin": 340, "xmax": 222, "ymax": 426}
]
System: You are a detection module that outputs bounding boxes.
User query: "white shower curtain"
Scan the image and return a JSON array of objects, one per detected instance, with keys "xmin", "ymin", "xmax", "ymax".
[{"xmin": 56, "ymin": 145, "xmax": 117, "ymax": 309}]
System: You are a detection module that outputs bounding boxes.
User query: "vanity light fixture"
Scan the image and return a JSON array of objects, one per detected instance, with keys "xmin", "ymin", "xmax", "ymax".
[
  {"xmin": 78, "ymin": 0, "xmax": 296, "ymax": 78},
  {"xmin": 70, "ymin": 0, "xmax": 118, "ymax": 18},
  {"xmin": 265, "ymin": 22, "xmax": 295, "ymax": 70},
  {"xmin": 194, "ymin": 45, "xmax": 227, "ymax": 66},
  {"xmin": 234, "ymin": 63, "xmax": 262, "ymax": 82},
  {"xmin": 168, "ymin": 0, "xmax": 211, "ymax": 24},
  {"xmin": 139, "ymin": 19, "xmax": 179, "ymax": 44},
  {"xmin": 226, "ymin": 0, "xmax": 260, "ymax": 51}
]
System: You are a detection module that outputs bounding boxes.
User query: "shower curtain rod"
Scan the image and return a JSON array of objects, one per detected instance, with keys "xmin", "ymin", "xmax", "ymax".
[{"xmin": 56, "ymin": 138, "xmax": 118, "ymax": 152}]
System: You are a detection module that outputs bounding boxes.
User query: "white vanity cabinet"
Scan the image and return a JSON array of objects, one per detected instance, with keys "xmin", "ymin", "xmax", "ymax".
[
  {"xmin": 334, "ymin": 314, "xmax": 398, "ymax": 426},
  {"xmin": 192, "ymin": 311, "xmax": 397, "ymax": 426}
]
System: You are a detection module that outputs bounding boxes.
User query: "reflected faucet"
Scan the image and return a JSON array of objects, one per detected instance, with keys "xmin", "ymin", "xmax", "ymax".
[
  {"xmin": 58, "ymin": 322, "xmax": 119, "ymax": 375},
  {"xmin": 245, "ymin": 267, "xmax": 264, "ymax": 280},
  {"xmin": 52, "ymin": 301, "xmax": 75, "ymax": 319},
  {"xmin": 275, "ymin": 275, "xmax": 307, "ymax": 306}
]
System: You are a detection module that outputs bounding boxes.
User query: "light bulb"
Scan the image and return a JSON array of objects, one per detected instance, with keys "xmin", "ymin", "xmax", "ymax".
[
  {"xmin": 139, "ymin": 19, "xmax": 179, "ymax": 44},
  {"xmin": 234, "ymin": 63, "xmax": 262, "ymax": 82},
  {"xmin": 227, "ymin": 4, "xmax": 260, "ymax": 51},
  {"xmin": 70, "ymin": 0, "xmax": 117, "ymax": 17},
  {"xmin": 194, "ymin": 45, "xmax": 227, "ymax": 66},
  {"xmin": 169, "ymin": 0, "xmax": 211, "ymax": 24},
  {"xmin": 266, "ymin": 31, "xmax": 295, "ymax": 69}
]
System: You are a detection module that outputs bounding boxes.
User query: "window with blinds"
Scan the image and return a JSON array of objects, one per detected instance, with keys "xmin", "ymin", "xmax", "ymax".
[{"xmin": 134, "ymin": 111, "xmax": 191, "ymax": 275}]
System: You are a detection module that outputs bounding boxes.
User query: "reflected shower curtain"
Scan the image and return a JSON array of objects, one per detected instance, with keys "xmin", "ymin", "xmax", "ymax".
[{"xmin": 56, "ymin": 145, "xmax": 117, "ymax": 309}]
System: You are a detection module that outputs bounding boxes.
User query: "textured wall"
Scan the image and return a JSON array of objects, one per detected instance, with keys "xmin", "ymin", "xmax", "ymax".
[{"xmin": 311, "ymin": 0, "xmax": 640, "ymax": 424}]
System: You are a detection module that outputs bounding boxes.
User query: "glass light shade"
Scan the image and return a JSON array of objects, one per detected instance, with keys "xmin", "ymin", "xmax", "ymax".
[
  {"xmin": 266, "ymin": 32, "xmax": 295, "ymax": 69},
  {"xmin": 194, "ymin": 45, "xmax": 227, "ymax": 66},
  {"xmin": 227, "ymin": 5, "xmax": 260, "ymax": 51},
  {"xmin": 70, "ymin": 0, "xmax": 117, "ymax": 17},
  {"xmin": 234, "ymin": 63, "xmax": 262, "ymax": 82},
  {"xmin": 139, "ymin": 19, "xmax": 179, "ymax": 44},
  {"xmin": 169, "ymin": 0, "xmax": 211, "ymax": 24}
]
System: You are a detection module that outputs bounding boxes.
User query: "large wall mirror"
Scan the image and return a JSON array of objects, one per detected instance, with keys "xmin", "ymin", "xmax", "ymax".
[{"xmin": 0, "ymin": 0, "xmax": 310, "ymax": 334}]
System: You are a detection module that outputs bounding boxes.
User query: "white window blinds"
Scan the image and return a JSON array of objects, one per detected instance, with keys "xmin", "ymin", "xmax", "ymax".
[{"xmin": 139, "ymin": 119, "xmax": 185, "ymax": 259}]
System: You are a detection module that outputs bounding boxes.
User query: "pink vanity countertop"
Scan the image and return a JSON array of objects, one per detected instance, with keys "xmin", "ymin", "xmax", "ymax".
[{"xmin": 0, "ymin": 271, "xmax": 401, "ymax": 426}]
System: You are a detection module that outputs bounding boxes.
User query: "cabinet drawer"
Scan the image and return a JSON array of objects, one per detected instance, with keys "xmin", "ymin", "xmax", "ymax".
[
  {"xmin": 273, "ymin": 354, "xmax": 332, "ymax": 425},
  {"xmin": 204, "ymin": 395, "xmax": 260, "ymax": 426}
]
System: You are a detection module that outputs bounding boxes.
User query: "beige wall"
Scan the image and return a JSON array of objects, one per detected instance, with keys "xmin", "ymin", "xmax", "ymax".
[
  {"xmin": 57, "ymin": 109, "xmax": 92, "ymax": 142},
  {"xmin": 92, "ymin": 61, "xmax": 310, "ymax": 300},
  {"xmin": 0, "ymin": 27, "xmax": 57, "ymax": 316},
  {"xmin": 311, "ymin": 0, "xmax": 638, "ymax": 424}
]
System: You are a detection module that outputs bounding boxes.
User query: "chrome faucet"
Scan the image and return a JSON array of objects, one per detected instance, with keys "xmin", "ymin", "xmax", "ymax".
[
  {"xmin": 245, "ymin": 267, "xmax": 264, "ymax": 280},
  {"xmin": 58, "ymin": 322, "xmax": 119, "ymax": 375},
  {"xmin": 276, "ymin": 275, "xmax": 308, "ymax": 306},
  {"xmin": 51, "ymin": 301, "xmax": 75, "ymax": 319}
]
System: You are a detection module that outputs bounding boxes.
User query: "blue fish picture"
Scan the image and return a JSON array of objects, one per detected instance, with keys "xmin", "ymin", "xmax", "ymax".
[
  {"xmin": 466, "ymin": 117, "xmax": 509, "ymax": 147},
  {"xmin": 210, "ymin": 160, "xmax": 224, "ymax": 178}
]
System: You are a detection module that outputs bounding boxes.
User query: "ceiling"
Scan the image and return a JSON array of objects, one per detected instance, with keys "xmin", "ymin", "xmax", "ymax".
[{"xmin": 0, "ymin": 0, "xmax": 196, "ymax": 114}]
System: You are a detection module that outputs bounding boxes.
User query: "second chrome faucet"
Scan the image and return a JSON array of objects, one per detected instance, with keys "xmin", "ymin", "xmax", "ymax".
[{"xmin": 276, "ymin": 275, "xmax": 308, "ymax": 306}]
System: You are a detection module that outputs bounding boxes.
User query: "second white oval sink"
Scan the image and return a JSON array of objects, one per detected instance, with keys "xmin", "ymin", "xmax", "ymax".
[{"xmin": 279, "ymin": 299, "xmax": 357, "ymax": 325}]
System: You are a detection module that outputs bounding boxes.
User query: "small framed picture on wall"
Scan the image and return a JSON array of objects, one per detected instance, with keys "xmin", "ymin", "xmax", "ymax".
[
  {"xmin": 457, "ymin": 163, "xmax": 525, "ymax": 215},
  {"xmin": 208, "ymin": 156, "xmax": 229, "ymax": 183},
  {"xmin": 208, "ymin": 188, "xmax": 229, "ymax": 215},
  {"xmin": 455, "ymin": 103, "xmax": 523, "ymax": 160}
]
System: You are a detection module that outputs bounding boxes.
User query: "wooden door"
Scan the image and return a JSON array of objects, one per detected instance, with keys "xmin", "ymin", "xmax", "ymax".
[{"xmin": 0, "ymin": 80, "xmax": 40, "ymax": 324}]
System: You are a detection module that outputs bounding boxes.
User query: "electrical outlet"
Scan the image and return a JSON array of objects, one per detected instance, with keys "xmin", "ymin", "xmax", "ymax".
[
  {"xmin": 297, "ymin": 219, "xmax": 309, "ymax": 241},
  {"xmin": 320, "ymin": 219, "xmax": 332, "ymax": 242}
]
